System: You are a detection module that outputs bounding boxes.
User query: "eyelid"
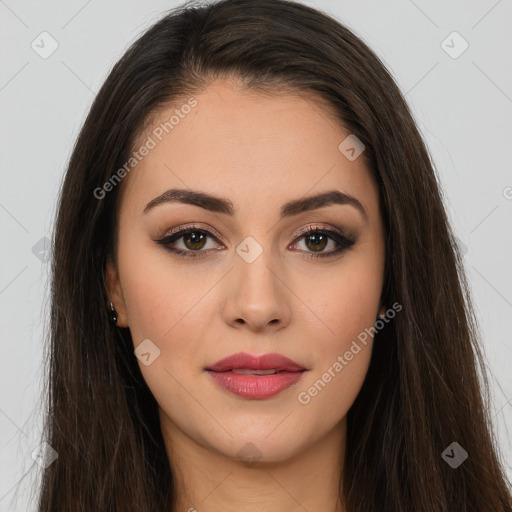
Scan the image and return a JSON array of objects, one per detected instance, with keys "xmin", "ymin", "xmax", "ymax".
[
  {"xmin": 162, "ymin": 222, "xmax": 225, "ymax": 242},
  {"xmin": 292, "ymin": 222, "xmax": 349, "ymax": 241}
]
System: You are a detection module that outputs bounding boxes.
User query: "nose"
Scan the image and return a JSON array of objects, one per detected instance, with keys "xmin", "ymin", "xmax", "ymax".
[{"xmin": 222, "ymin": 251, "xmax": 292, "ymax": 332}]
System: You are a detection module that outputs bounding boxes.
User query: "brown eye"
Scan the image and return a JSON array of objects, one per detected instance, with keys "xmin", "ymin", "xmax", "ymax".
[
  {"xmin": 155, "ymin": 227, "xmax": 224, "ymax": 259},
  {"xmin": 182, "ymin": 231, "xmax": 208, "ymax": 250},
  {"xmin": 291, "ymin": 227, "xmax": 356, "ymax": 259},
  {"xmin": 303, "ymin": 232, "xmax": 329, "ymax": 252}
]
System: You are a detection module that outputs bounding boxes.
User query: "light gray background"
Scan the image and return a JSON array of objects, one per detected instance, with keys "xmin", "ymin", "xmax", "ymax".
[{"xmin": 1, "ymin": 0, "xmax": 511, "ymax": 509}]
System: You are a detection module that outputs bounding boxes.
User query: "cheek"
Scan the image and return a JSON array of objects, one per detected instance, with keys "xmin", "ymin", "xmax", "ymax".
[
  {"xmin": 292, "ymin": 256, "xmax": 382, "ymax": 422},
  {"xmin": 116, "ymin": 237, "xmax": 217, "ymax": 408},
  {"xmin": 302, "ymin": 254, "xmax": 383, "ymax": 346},
  {"xmin": 121, "ymin": 260, "xmax": 213, "ymax": 419},
  {"xmin": 294, "ymin": 341, "xmax": 372, "ymax": 440},
  {"xmin": 118, "ymin": 230, "xmax": 212, "ymax": 343}
]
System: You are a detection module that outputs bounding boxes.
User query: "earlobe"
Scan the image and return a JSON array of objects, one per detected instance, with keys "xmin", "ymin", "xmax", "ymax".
[{"xmin": 105, "ymin": 258, "xmax": 128, "ymax": 327}]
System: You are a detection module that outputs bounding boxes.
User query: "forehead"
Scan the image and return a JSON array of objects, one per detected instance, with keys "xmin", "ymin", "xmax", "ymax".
[{"xmin": 119, "ymin": 78, "xmax": 378, "ymax": 220}]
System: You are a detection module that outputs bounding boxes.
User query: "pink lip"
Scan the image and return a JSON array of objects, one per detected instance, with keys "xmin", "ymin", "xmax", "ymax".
[
  {"xmin": 206, "ymin": 352, "xmax": 306, "ymax": 372},
  {"xmin": 205, "ymin": 352, "xmax": 308, "ymax": 400}
]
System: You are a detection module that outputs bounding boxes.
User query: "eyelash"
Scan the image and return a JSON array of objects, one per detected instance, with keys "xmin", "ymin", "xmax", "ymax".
[{"xmin": 154, "ymin": 223, "xmax": 356, "ymax": 260}]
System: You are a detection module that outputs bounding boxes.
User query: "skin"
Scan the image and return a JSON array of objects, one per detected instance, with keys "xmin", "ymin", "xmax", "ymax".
[{"xmin": 106, "ymin": 77, "xmax": 386, "ymax": 512}]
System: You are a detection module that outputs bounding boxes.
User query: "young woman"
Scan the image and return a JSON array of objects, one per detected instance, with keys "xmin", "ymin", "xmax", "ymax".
[{"xmin": 37, "ymin": 0, "xmax": 512, "ymax": 510}]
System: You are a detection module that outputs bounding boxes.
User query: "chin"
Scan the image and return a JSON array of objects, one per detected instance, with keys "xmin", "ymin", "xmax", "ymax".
[{"xmin": 206, "ymin": 430, "xmax": 307, "ymax": 465}]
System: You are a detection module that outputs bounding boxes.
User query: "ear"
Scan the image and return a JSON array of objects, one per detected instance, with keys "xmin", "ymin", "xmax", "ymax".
[
  {"xmin": 377, "ymin": 305, "xmax": 386, "ymax": 319},
  {"xmin": 105, "ymin": 256, "xmax": 129, "ymax": 327}
]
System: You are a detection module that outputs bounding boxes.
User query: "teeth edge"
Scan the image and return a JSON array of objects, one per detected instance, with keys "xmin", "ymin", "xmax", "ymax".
[{"xmin": 231, "ymin": 369, "xmax": 280, "ymax": 375}]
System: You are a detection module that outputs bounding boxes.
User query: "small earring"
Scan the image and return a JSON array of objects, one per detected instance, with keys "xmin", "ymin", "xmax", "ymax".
[{"xmin": 109, "ymin": 302, "xmax": 118, "ymax": 325}]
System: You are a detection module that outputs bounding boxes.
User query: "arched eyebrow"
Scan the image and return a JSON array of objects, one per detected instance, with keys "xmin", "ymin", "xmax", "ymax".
[{"xmin": 143, "ymin": 188, "xmax": 368, "ymax": 223}]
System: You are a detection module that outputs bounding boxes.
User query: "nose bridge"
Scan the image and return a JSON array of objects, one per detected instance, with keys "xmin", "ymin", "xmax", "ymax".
[{"xmin": 234, "ymin": 238, "xmax": 283, "ymax": 300}]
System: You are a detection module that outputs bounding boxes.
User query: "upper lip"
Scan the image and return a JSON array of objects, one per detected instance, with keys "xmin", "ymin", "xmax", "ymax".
[{"xmin": 206, "ymin": 352, "xmax": 307, "ymax": 372}]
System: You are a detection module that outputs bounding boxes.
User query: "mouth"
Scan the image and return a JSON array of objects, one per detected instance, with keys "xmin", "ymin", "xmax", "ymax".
[{"xmin": 204, "ymin": 353, "xmax": 308, "ymax": 400}]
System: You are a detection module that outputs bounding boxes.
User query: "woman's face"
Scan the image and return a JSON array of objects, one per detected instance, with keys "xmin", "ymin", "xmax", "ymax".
[{"xmin": 107, "ymin": 78, "xmax": 386, "ymax": 463}]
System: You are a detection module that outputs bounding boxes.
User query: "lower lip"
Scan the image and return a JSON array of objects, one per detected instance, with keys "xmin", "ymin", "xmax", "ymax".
[{"xmin": 206, "ymin": 370, "xmax": 306, "ymax": 399}]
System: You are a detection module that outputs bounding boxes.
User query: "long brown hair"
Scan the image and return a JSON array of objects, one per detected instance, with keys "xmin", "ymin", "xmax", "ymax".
[{"xmin": 36, "ymin": 0, "xmax": 512, "ymax": 510}]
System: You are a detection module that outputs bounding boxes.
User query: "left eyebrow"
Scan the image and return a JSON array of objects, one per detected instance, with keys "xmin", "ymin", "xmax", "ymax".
[{"xmin": 143, "ymin": 188, "xmax": 368, "ymax": 223}]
